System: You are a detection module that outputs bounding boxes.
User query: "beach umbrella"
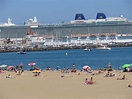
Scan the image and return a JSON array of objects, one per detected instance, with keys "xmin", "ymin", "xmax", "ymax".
[
  {"xmin": 122, "ymin": 64, "xmax": 131, "ymax": 68},
  {"xmin": 7, "ymin": 66, "xmax": 14, "ymax": 69},
  {"xmin": 32, "ymin": 70, "xmax": 40, "ymax": 73},
  {"xmin": 0, "ymin": 64, "xmax": 7, "ymax": 68},
  {"xmin": 82, "ymin": 66, "xmax": 91, "ymax": 70},
  {"xmin": 28, "ymin": 62, "xmax": 36, "ymax": 66}
]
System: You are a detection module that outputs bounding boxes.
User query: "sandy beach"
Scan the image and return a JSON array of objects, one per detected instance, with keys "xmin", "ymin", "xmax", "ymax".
[{"xmin": 0, "ymin": 70, "xmax": 132, "ymax": 99}]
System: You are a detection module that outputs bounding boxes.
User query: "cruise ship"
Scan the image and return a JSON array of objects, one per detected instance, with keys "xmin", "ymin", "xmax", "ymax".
[
  {"xmin": 0, "ymin": 13, "xmax": 132, "ymax": 39},
  {"xmin": 64, "ymin": 13, "xmax": 129, "ymax": 25}
]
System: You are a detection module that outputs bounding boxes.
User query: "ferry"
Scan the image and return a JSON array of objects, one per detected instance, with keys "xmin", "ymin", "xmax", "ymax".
[{"xmin": 84, "ymin": 47, "xmax": 92, "ymax": 51}]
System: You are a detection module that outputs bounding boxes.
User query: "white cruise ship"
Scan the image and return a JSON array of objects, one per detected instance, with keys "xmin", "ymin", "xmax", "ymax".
[
  {"xmin": 24, "ymin": 16, "xmax": 40, "ymax": 28},
  {"xmin": 64, "ymin": 13, "xmax": 128, "ymax": 25},
  {"xmin": 0, "ymin": 18, "xmax": 16, "ymax": 27},
  {"xmin": 0, "ymin": 12, "xmax": 132, "ymax": 39}
]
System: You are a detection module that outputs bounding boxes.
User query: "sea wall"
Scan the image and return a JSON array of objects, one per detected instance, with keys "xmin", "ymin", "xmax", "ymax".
[{"xmin": 1, "ymin": 42, "xmax": 132, "ymax": 53}]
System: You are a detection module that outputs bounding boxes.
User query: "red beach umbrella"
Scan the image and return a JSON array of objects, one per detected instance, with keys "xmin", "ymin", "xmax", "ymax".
[{"xmin": 7, "ymin": 66, "xmax": 14, "ymax": 69}]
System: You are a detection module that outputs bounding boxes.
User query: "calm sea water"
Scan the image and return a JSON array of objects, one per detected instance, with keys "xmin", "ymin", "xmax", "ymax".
[{"xmin": 1, "ymin": 47, "xmax": 132, "ymax": 70}]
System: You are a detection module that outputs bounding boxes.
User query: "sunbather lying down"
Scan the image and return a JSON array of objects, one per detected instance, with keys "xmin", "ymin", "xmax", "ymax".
[
  {"xmin": 117, "ymin": 75, "xmax": 127, "ymax": 80},
  {"xmin": 128, "ymin": 84, "xmax": 132, "ymax": 88},
  {"xmin": 6, "ymin": 74, "xmax": 15, "ymax": 78}
]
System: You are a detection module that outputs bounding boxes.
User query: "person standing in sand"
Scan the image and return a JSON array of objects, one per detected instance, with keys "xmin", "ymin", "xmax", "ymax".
[{"xmin": 20, "ymin": 63, "xmax": 23, "ymax": 69}]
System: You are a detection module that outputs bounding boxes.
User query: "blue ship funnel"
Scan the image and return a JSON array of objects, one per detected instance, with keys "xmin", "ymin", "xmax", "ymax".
[
  {"xmin": 75, "ymin": 13, "xmax": 85, "ymax": 20},
  {"xmin": 96, "ymin": 13, "xmax": 106, "ymax": 19}
]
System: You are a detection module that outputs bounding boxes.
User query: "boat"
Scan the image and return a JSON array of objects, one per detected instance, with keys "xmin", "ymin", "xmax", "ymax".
[
  {"xmin": 0, "ymin": 18, "xmax": 16, "ymax": 27},
  {"xmin": 17, "ymin": 50, "xmax": 26, "ymax": 54},
  {"xmin": 64, "ymin": 13, "xmax": 129, "ymax": 25},
  {"xmin": 24, "ymin": 16, "xmax": 40, "ymax": 28},
  {"xmin": 0, "ymin": 13, "xmax": 132, "ymax": 39},
  {"xmin": 24, "ymin": 28, "xmax": 45, "ymax": 46},
  {"xmin": 84, "ymin": 47, "xmax": 92, "ymax": 51},
  {"xmin": 96, "ymin": 45, "xmax": 111, "ymax": 50}
]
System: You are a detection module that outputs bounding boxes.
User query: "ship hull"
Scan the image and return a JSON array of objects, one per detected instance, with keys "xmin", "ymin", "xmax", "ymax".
[{"xmin": 0, "ymin": 23, "xmax": 132, "ymax": 38}]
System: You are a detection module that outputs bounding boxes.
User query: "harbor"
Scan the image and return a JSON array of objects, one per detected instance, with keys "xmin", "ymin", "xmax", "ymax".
[
  {"xmin": 1, "ymin": 1, "xmax": 132, "ymax": 99},
  {"xmin": 0, "ymin": 13, "xmax": 132, "ymax": 53},
  {"xmin": 1, "ymin": 32, "xmax": 132, "ymax": 53}
]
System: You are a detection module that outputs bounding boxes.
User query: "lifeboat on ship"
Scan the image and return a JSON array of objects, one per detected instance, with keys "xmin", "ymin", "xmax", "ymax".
[
  {"xmin": 108, "ymin": 33, "xmax": 116, "ymax": 36},
  {"xmin": 71, "ymin": 34, "xmax": 79, "ymax": 37},
  {"xmin": 99, "ymin": 33, "xmax": 106, "ymax": 37},
  {"xmin": 90, "ymin": 33, "xmax": 97, "ymax": 37},
  {"xmin": 81, "ymin": 34, "xmax": 87, "ymax": 37},
  {"xmin": 45, "ymin": 35, "xmax": 53, "ymax": 39}
]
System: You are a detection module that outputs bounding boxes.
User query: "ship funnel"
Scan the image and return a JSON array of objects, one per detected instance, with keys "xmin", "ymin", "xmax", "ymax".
[
  {"xmin": 96, "ymin": 13, "xmax": 106, "ymax": 19},
  {"xmin": 7, "ymin": 18, "xmax": 12, "ymax": 24},
  {"xmin": 34, "ymin": 16, "xmax": 37, "ymax": 22},
  {"xmin": 75, "ymin": 13, "xmax": 85, "ymax": 20}
]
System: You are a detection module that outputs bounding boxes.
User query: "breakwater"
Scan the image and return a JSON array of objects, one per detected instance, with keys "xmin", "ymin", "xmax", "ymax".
[{"xmin": 1, "ymin": 42, "xmax": 132, "ymax": 53}]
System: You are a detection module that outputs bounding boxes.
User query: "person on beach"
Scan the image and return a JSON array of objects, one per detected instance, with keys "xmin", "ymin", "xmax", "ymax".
[
  {"xmin": 84, "ymin": 77, "xmax": 95, "ymax": 85},
  {"xmin": 0, "ymin": 69, "xmax": 4, "ymax": 74},
  {"xmin": 104, "ymin": 71, "xmax": 116, "ymax": 77},
  {"xmin": 16, "ymin": 70, "xmax": 22, "ymax": 75},
  {"xmin": 128, "ymin": 84, "xmax": 132, "ymax": 88},
  {"xmin": 71, "ymin": 64, "xmax": 77, "ymax": 73},
  {"xmin": 46, "ymin": 67, "xmax": 51, "ymax": 71},
  {"xmin": 92, "ymin": 69, "xmax": 104, "ymax": 76},
  {"xmin": 20, "ymin": 63, "xmax": 23, "ymax": 69},
  {"xmin": 117, "ymin": 75, "xmax": 126, "ymax": 80},
  {"xmin": 84, "ymin": 78, "xmax": 89, "ymax": 85},
  {"xmin": 14, "ymin": 65, "xmax": 19, "ymax": 72},
  {"xmin": 6, "ymin": 74, "xmax": 14, "ymax": 78},
  {"xmin": 33, "ymin": 71, "xmax": 41, "ymax": 77},
  {"xmin": 55, "ymin": 66, "xmax": 59, "ymax": 71},
  {"xmin": 61, "ymin": 67, "xmax": 69, "ymax": 73}
]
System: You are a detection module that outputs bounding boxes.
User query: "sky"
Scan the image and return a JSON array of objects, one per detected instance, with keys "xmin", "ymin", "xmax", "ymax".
[{"xmin": 0, "ymin": 0, "xmax": 132, "ymax": 25}]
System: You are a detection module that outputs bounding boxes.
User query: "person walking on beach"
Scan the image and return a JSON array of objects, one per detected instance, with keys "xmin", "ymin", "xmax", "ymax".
[
  {"xmin": 20, "ymin": 63, "xmax": 23, "ymax": 69},
  {"xmin": 71, "ymin": 64, "xmax": 76, "ymax": 72}
]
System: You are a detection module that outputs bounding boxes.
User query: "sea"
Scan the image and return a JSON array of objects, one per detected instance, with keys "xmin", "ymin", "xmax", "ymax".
[{"xmin": 0, "ymin": 47, "xmax": 132, "ymax": 70}]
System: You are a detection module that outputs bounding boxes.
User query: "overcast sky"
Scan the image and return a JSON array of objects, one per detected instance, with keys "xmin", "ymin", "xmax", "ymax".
[{"xmin": 0, "ymin": 0, "xmax": 132, "ymax": 24}]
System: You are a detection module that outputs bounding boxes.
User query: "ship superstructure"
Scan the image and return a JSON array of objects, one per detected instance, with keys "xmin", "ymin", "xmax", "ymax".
[
  {"xmin": 0, "ymin": 18, "xmax": 16, "ymax": 27},
  {"xmin": 64, "ymin": 13, "xmax": 129, "ymax": 25}
]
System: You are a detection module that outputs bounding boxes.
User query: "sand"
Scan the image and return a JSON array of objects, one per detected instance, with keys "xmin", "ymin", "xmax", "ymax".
[{"xmin": 0, "ymin": 70, "xmax": 132, "ymax": 99}]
